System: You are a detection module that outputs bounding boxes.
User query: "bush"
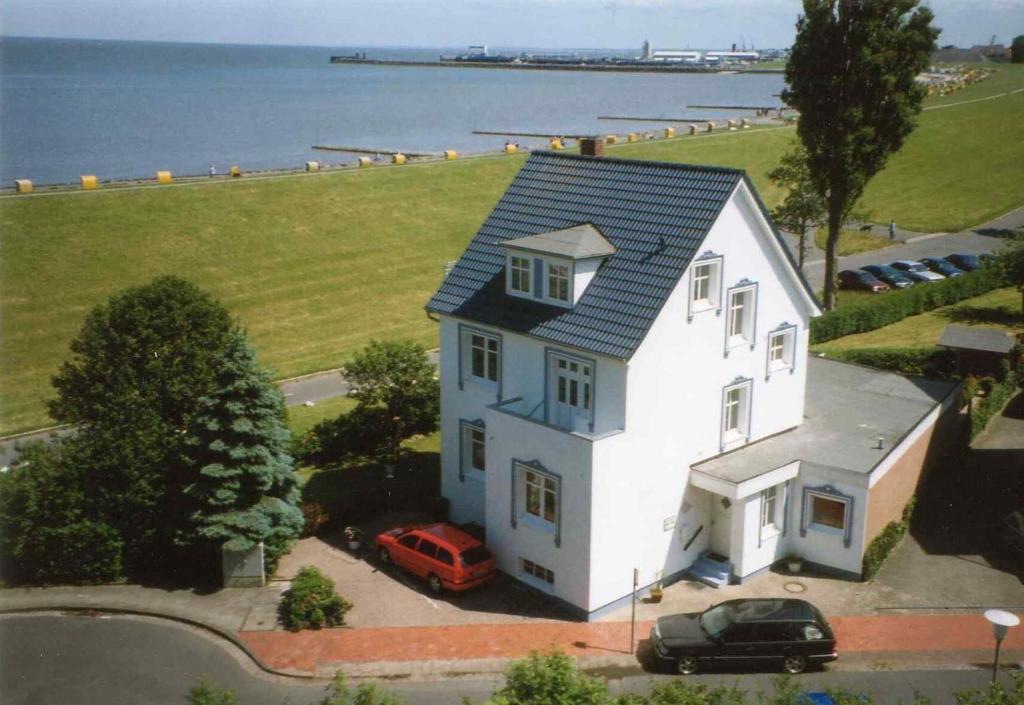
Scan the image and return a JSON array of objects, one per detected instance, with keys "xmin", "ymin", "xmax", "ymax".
[
  {"xmin": 811, "ymin": 268, "xmax": 1005, "ymax": 344},
  {"xmin": 28, "ymin": 520, "xmax": 123, "ymax": 585},
  {"xmin": 971, "ymin": 371, "xmax": 1020, "ymax": 439},
  {"xmin": 862, "ymin": 497, "xmax": 917, "ymax": 580},
  {"xmin": 822, "ymin": 347, "xmax": 955, "ymax": 378},
  {"xmin": 280, "ymin": 566, "xmax": 352, "ymax": 631},
  {"xmin": 485, "ymin": 651, "xmax": 609, "ymax": 705},
  {"xmin": 300, "ymin": 501, "xmax": 330, "ymax": 537}
]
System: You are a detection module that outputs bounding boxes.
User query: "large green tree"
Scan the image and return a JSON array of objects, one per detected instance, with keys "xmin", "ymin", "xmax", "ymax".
[
  {"xmin": 341, "ymin": 340, "xmax": 439, "ymax": 469},
  {"xmin": 49, "ymin": 276, "xmax": 235, "ymax": 575},
  {"xmin": 783, "ymin": 0, "xmax": 939, "ymax": 309},
  {"xmin": 768, "ymin": 142, "xmax": 828, "ymax": 271},
  {"xmin": 1012, "ymin": 35, "xmax": 1024, "ymax": 63},
  {"xmin": 182, "ymin": 329, "xmax": 303, "ymax": 568}
]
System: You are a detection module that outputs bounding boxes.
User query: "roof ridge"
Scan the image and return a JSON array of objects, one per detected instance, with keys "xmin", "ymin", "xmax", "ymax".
[{"xmin": 530, "ymin": 150, "xmax": 749, "ymax": 178}]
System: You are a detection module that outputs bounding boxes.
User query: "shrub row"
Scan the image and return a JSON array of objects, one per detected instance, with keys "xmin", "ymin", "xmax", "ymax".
[
  {"xmin": 821, "ymin": 347, "xmax": 956, "ymax": 378},
  {"xmin": 862, "ymin": 497, "xmax": 916, "ymax": 581},
  {"xmin": 280, "ymin": 566, "xmax": 352, "ymax": 631},
  {"xmin": 810, "ymin": 268, "xmax": 1005, "ymax": 344},
  {"xmin": 969, "ymin": 371, "xmax": 1020, "ymax": 439}
]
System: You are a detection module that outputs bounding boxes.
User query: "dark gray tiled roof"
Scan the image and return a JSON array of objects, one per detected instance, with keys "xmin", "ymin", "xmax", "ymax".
[
  {"xmin": 426, "ymin": 151, "xmax": 811, "ymax": 360},
  {"xmin": 505, "ymin": 224, "xmax": 617, "ymax": 260},
  {"xmin": 937, "ymin": 325, "xmax": 1017, "ymax": 354}
]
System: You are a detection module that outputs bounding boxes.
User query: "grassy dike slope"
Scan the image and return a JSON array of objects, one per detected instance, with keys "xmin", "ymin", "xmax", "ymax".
[{"xmin": 2, "ymin": 65, "xmax": 1022, "ymax": 436}]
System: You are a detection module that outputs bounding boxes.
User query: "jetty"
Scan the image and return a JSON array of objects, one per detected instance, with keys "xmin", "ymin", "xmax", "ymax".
[
  {"xmin": 472, "ymin": 130, "xmax": 594, "ymax": 139},
  {"xmin": 598, "ymin": 116, "xmax": 719, "ymax": 123},
  {"xmin": 328, "ymin": 56, "xmax": 783, "ymax": 75},
  {"xmin": 687, "ymin": 104, "xmax": 787, "ymax": 111}
]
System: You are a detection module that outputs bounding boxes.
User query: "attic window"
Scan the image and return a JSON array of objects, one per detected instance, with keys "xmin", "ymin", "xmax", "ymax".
[
  {"xmin": 503, "ymin": 224, "xmax": 616, "ymax": 308},
  {"xmin": 548, "ymin": 263, "xmax": 570, "ymax": 302},
  {"xmin": 510, "ymin": 256, "xmax": 531, "ymax": 294}
]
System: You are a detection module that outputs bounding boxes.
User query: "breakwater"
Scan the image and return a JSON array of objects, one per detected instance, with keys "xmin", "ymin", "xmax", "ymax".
[{"xmin": 329, "ymin": 56, "xmax": 783, "ymax": 75}]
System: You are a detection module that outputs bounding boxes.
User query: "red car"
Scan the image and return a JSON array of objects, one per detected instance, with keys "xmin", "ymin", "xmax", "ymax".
[{"xmin": 374, "ymin": 523, "xmax": 496, "ymax": 594}]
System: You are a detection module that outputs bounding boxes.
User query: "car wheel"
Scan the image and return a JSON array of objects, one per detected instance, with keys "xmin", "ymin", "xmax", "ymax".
[
  {"xmin": 676, "ymin": 655, "xmax": 699, "ymax": 675},
  {"xmin": 782, "ymin": 654, "xmax": 807, "ymax": 674},
  {"xmin": 378, "ymin": 547, "xmax": 390, "ymax": 565},
  {"xmin": 428, "ymin": 573, "xmax": 443, "ymax": 595}
]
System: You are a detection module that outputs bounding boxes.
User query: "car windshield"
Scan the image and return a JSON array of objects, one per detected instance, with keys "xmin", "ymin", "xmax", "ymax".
[
  {"xmin": 872, "ymin": 266, "xmax": 900, "ymax": 277},
  {"xmin": 907, "ymin": 263, "xmax": 927, "ymax": 272},
  {"xmin": 699, "ymin": 604, "xmax": 735, "ymax": 637},
  {"xmin": 459, "ymin": 545, "xmax": 492, "ymax": 567}
]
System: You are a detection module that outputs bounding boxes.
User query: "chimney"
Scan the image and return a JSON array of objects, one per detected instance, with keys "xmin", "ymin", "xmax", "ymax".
[{"xmin": 580, "ymin": 137, "xmax": 605, "ymax": 157}]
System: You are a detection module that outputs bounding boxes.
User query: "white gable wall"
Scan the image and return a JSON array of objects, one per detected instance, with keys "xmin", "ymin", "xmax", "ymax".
[{"xmin": 586, "ymin": 183, "xmax": 814, "ymax": 610}]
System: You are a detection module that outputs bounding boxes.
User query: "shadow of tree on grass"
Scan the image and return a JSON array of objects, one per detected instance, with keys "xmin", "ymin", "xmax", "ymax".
[{"xmin": 938, "ymin": 304, "xmax": 1021, "ymax": 327}]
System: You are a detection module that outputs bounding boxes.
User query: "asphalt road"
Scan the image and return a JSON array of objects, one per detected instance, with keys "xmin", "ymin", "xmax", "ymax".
[{"xmin": 0, "ymin": 613, "xmax": 1013, "ymax": 705}]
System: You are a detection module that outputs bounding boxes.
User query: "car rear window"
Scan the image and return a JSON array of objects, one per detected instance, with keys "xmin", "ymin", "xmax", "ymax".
[
  {"xmin": 437, "ymin": 548, "xmax": 454, "ymax": 566},
  {"xmin": 460, "ymin": 545, "xmax": 492, "ymax": 567}
]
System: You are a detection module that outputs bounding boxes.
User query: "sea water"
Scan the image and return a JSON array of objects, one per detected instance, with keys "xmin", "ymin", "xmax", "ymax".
[{"xmin": 0, "ymin": 36, "xmax": 785, "ymax": 185}]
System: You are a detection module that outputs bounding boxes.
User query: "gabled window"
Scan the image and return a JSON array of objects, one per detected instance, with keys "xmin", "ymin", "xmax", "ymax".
[
  {"xmin": 724, "ymin": 281, "xmax": 758, "ymax": 354},
  {"xmin": 509, "ymin": 255, "xmax": 532, "ymax": 294},
  {"xmin": 688, "ymin": 255, "xmax": 723, "ymax": 320},
  {"xmin": 766, "ymin": 324, "xmax": 797, "ymax": 377},
  {"xmin": 547, "ymin": 263, "xmax": 570, "ymax": 302},
  {"xmin": 721, "ymin": 378, "xmax": 752, "ymax": 449}
]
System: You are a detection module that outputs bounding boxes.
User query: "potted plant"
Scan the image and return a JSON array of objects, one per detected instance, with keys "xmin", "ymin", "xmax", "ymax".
[
  {"xmin": 648, "ymin": 583, "xmax": 664, "ymax": 603},
  {"xmin": 786, "ymin": 554, "xmax": 803, "ymax": 574},
  {"xmin": 344, "ymin": 526, "xmax": 364, "ymax": 552}
]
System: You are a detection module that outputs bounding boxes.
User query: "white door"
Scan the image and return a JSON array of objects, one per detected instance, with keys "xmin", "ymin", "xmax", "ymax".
[
  {"xmin": 710, "ymin": 495, "xmax": 732, "ymax": 558},
  {"xmin": 551, "ymin": 356, "xmax": 592, "ymax": 431}
]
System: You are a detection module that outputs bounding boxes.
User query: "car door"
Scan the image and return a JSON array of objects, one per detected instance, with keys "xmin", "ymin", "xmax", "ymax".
[
  {"xmin": 413, "ymin": 537, "xmax": 441, "ymax": 580},
  {"xmin": 393, "ymin": 533, "xmax": 420, "ymax": 572},
  {"xmin": 716, "ymin": 623, "xmax": 761, "ymax": 667}
]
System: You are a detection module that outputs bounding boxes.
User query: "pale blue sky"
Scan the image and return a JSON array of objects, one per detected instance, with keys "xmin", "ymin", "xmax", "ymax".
[{"xmin": 2, "ymin": 0, "xmax": 1021, "ymax": 49}]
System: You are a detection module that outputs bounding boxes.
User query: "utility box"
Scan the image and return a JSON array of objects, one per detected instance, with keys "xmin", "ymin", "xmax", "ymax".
[
  {"xmin": 392, "ymin": 153, "xmax": 407, "ymax": 165},
  {"xmin": 156, "ymin": 170, "xmax": 172, "ymax": 184},
  {"xmin": 80, "ymin": 175, "xmax": 98, "ymax": 190},
  {"xmin": 15, "ymin": 179, "xmax": 33, "ymax": 194},
  {"xmin": 664, "ymin": 127, "xmax": 676, "ymax": 139},
  {"xmin": 222, "ymin": 542, "xmax": 265, "ymax": 588},
  {"xmin": 444, "ymin": 150, "xmax": 457, "ymax": 160}
]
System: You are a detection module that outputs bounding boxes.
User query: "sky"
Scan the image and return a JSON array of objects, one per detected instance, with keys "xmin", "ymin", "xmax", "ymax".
[{"xmin": 1, "ymin": 0, "xmax": 1021, "ymax": 50}]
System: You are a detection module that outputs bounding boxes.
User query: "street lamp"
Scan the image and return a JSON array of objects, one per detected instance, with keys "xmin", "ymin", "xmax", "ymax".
[{"xmin": 984, "ymin": 609, "xmax": 1020, "ymax": 683}]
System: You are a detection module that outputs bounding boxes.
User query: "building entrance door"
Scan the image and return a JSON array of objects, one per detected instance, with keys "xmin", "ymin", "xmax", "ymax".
[{"xmin": 551, "ymin": 356, "xmax": 592, "ymax": 431}]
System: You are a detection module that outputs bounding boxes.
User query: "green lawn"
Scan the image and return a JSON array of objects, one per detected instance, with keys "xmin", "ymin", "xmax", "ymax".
[
  {"xmin": 2, "ymin": 64, "xmax": 1023, "ymax": 435},
  {"xmin": 285, "ymin": 396, "xmax": 355, "ymax": 441},
  {"xmin": 814, "ymin": 287, "xmax": 1022, "ymax": 352},
  {"xmin": 814, "ymin": 228, "xmax": 895, "ymax": 256}
]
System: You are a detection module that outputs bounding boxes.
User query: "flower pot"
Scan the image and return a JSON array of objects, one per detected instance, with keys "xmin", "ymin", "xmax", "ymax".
[
  {"xmin": 348, "ymin": 540, "xmax": 362, "ymax": 551},
  {"xmin": 788, "ymin": 559, "xmax": 802, "ymax": 574}
]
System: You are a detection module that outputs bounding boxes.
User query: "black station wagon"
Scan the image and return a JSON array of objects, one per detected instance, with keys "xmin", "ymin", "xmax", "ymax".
[{"xmin": 650, "ymin": 598, "xmax": 837, "ymax": 675}]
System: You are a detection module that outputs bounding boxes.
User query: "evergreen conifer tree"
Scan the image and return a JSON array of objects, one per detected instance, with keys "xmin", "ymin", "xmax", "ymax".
[{"xmin": 183, "ymin": 330, "xmax": 303, "ymax": 568}]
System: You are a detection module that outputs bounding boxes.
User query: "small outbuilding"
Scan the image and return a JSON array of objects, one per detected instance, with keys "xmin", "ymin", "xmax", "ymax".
[{"xmin": 937, "ymin": 325, "xmax": 1019, "ymax": 377}]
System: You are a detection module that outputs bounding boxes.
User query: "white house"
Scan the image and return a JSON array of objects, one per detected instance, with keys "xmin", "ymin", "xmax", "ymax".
[{"xmin": 426, "ymin": 149, "xmax": 960, "ymax": 619}]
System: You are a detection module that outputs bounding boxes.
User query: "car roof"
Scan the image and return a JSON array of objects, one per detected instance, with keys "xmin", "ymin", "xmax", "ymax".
[
  {"xmin": 725, "ymin": 598, "xmax": 817, "ymax": 622},
  {"xmin": 413, "ymin": 523, "xmax": 483, "ymax": 551},
  {"xmin": 892, "ymin": 259, "xmax": 920, "ymax": 266}
]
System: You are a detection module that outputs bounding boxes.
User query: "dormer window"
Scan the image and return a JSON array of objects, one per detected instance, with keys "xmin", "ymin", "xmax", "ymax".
[
  {"xmin": 547, "ymin": 263, "xmax": 570, "ymax": 302},
  {"xmin": 503, "ymin": 224, "xmax": 615, "ymax": 308}
]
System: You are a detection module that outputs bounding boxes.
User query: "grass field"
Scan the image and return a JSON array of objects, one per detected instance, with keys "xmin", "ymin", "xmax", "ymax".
[
  {"xmin": 2, "ymin": 65, "xmax": 1022, "ymax": 436},
  {"xmin": 814, "ymin": 228, "xmax": 894, "ymax": 256},
  {"xmin": 814, "ymin": 287, "xmax": 1022, "ymax": 352}
]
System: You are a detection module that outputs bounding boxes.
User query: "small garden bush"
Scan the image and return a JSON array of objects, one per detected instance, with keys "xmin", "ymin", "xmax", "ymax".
[
  {"xmin": 280, "ymin": 566, "xmax": 352, "ymax": 631},
  {"xmin": 811, "ymin": 268, "xmax": 1005, "ymax": 344},
  {"xmin": 862, "ymin": 497, "xmax": 916, "ymax": 581}
]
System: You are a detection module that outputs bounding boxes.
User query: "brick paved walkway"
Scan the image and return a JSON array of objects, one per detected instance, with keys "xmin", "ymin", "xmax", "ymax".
[{"xmin": 239, "ymin": 613, "xmax": 1024, "ymax": 675}]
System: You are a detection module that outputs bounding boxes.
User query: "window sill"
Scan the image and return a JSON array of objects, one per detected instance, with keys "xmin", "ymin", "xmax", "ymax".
[
  {"xmin": 520, "ymin": 513, "xmax": 557, "ymax": 535},
  {"xmin": 721, "ymin": 431, "xmax": 748, "ymax": 450},
  {"xmin": 466, "ymin": 376, "xmax": 499, "ymax": 390},
  {"xmin": 727, "ymin": 335, "xmax": 750, "ymax": 350},
  {"xmin": 807, "ymin": 522, "xmax": 845, "ymax": 538},
  {"xmin": 768, "ymin": 361, "xmax": 792, "ymax": 376},
  {"xmin": 691, "ymin": 300, "xmax": 716, "ymax": 315},
  {"xmin": 465, "ymin": 469, "xmax": 485, "ymax": 483}
]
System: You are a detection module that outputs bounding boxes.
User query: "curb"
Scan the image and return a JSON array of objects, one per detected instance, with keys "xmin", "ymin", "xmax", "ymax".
[{"xmin": 0, "ymin": 605, "xmax": 320, "ymax": 682}]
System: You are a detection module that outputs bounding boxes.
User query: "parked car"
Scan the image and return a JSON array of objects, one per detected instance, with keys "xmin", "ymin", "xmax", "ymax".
[
  {"xmin": 945, "ymin": 253, "xmax": 982, "ymax": 272},
  {"xmin": 838, "ymin": 269, "xmax": 889, "ymax": 292},
  {"xmin": 889, "ymin": 260, "xmax": 944, "ymax": 282},
  {"xmin": 919, "ymin": 257, "xmax": 964, "ymax": 278},
  {"xmin": 375, "ymin": 522, "xmax": 496, "ymax": 594},
  {"xmin": 650, "ymin": 598, "xmax": 837, "ymax": 675},
  {"xmin": 861, "ymin": 264, "xmax": 915, "ymax": 289}
]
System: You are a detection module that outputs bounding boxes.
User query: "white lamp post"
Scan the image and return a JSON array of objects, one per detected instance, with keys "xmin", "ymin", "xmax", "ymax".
[{"xmin": 984, "ymin": 609, "xmax": 1020, "ymax": 683}]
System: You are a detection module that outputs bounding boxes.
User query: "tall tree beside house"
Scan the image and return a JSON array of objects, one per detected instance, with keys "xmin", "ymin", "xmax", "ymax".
[
  {"xmin": 782, "ymin": 0, "xmax": 939, "ymax": 309},
  {"xmin": 768, "ymin": 142, "xmax": 828, "ymax": 271},
  {"xmin": 48, "ymin": 276, "xmax": 235, "ymax": 576},
  {"xmin": 181, "ymin": 329, "xmax": 304, "ymax": 569},
  {"xmin": 1012, "ymin": 35, "xmax": 1024, "ymax": 63},
  {"xmin": 341, "ymin": 340, "xmax": 439, "ymax": 469}
]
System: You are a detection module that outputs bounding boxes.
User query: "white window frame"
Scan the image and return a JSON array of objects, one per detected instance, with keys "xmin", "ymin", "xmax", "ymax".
[
  {"xmin": 721, "ymin": 378, "xmax": 752, "ymax": 449},
  {"xmin": 547, "ymin": 261, "xmax": 571, "ymax": 303},
  {"xmin": 546, "ymin": 349, "xmax": 596, "ymax": 432},
  {"xmin": 760, "ymin": 485, "xmax": 783, "ymax": 537},
  {"xmin": 800, "ymin": 484, "xmax": 854, "ymax": 548},
  {"xmin": 508, "ymin": 255, "xmax": 532, "ymax": 295},
  {"xmin": 460, "ymin": 421, "xmax": 486, "ymax": 481},
  {"xmin": 724, "ymin": 281, "xmax": 758, "ymax": 355},
  {"xmin": 467, "ymin": 331, "xmax": 499, "ymax": 384},
  {"xmin": 688, "ymin": 255, "xmax": 723, "ymax": 320},
  {"xmin": 809, "ymin": 495, "xmax": 847, "ymax": 533},
  {"xmin": 766, "ymin": 324, "xmax": 797, "ymax": 377}
]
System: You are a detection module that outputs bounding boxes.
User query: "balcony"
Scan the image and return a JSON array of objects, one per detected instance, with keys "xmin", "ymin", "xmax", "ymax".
[{"xmin": 488, "ymin": 396, "xmax": 624, "ymax": 442}]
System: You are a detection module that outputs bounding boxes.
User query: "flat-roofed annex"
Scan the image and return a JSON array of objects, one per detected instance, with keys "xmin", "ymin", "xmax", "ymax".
[{"xmin": 503, "ymin": 223, "xmax": 616, "ymax": 260}]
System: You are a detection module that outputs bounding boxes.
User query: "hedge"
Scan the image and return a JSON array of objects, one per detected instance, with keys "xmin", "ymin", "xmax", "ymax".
[
  {"xmin": 862, "ymin": 497, "xmax": 916, "ymax": 581},
  {"xmin": 970, "ymin": 371, "xmax": 1020, "ymax": 439},
  {"xmin": 280, "ymin": 565, "xmax": 352, "ymax": 630},
  {"xmin": 821, "ymin": 347, "xmax": 956, "ymax": 378},
  {"xmin": 810, "ymin": 268, "xmax": 1005, "ymax": 344}
]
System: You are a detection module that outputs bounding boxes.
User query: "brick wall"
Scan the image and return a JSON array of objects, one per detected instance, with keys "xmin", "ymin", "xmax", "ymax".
[{"xmin": 864, "ymin": 398, "xmax": 962, "ymax": 543}]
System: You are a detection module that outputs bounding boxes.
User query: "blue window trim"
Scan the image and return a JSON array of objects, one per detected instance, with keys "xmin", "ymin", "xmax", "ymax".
[
  {"xmin": 720, "ymin": 376, "xmax": 753, "ymax": 452},
  {"xmin": 532, "ymin": 258, "xmax": 544, "ymax": 300},
  {"xmin": 765, "ymin": 322, "xmax": 798, "ymax": 381},
  {"xmin": 800, "ymin": 484, "xmax": 854, "ymax": 548},
  {"xmin": 686, "ymin": 251, "xmax": 724, "ymax": 323},
  {"xmin": 458, "ymin": 418, "xmax": 485, "ymax": 482},
  {"xmin": 723, "ymin": 280, "xmax": 758, "ymax": 358},
  {"xmin": 544, "ymin": 347, "xmax": 597, "ymax": 432},
  {"xmin": 457, "ymin": 323, "xmax": 502, "ymax": 400},
  {"xmin": 510, "ymin": 459, "xmax": 562, "ymax": 547}
]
